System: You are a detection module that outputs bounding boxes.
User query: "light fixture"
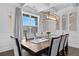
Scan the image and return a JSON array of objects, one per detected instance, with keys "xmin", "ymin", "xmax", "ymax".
[
  {"xmin": 47, "ymin": 13, "xmax": 57, "ymax": 21},
  {"xmin": 40, "ymin": 11, "xmax": 59, "ymax": 21}
]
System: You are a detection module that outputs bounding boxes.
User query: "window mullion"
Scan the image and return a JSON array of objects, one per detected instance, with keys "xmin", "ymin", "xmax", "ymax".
[{"xmin": 30, "ymin": 16, "xmax": 32, "ymax": 34}]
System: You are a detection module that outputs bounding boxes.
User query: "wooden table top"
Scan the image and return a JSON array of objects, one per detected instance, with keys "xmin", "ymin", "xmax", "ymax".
[{"xmin": 21, "ymin": 39, "xmax": 50, "ymax": 53}]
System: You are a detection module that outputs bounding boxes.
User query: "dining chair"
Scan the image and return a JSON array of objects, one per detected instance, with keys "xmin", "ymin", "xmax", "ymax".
[
  {"xmin": 64, "ymin": 34, "xmax": 69, "ymax": 55},
  {"xmin": 59, "ymin": 34, "xmax": 66, "ymax": 56},
  {"xmin": 26, "ymin": 33, "xmax": 34, "ymax": 39},
  {"xmin": 10, "ymin": 36, "xmax": 22, "ymax": 56},
  {"xmin": 48, "ymin": 36, "xmax": 62, "ymax": 56},
  {"xmin": 59, "ymin": 34, "xmax": 69, "ymax": 56},
  {"xmin": 41, "ymin": 36, "xmax": 62, "ymax": 56},
  {"xmin": 24, "ymin": 31, "xmax": 27, "ymax": 40}
]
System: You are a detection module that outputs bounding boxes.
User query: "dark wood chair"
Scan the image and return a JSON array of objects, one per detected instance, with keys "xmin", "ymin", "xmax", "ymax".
[
  {"xmin": 64, "ymin": 34, "xmax": 69, "ymax": 55},
  {"xmin": 24, "ymin": 31, "xmax": 28, "ymax": 40},
  {"xmin": 59, "ymin": 34, "xmax": 69, "ymax": 56},
  {"xmin": 41, "ymin": 35, "xmax": 62, "ymax": 56},
  {"xmin": 48, "ymin": 36, "xmax": 62, "ymax": 56},
  {"xmin": 10, "ymin": 36, "xmax": 22, "ymax": 56},
  {"xmin": 59, "ymin": 35, "xmax": 66, "ymax": 56}
]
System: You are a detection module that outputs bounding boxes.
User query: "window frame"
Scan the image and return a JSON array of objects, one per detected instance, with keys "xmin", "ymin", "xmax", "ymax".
[{"xmin": 22, "ymin": 11, "xmax": 39, "ymax": 34}]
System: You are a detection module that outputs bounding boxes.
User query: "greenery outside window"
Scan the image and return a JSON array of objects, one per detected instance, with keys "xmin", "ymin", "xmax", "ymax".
[{"xmin": 23, "ymin": 14, "xmax": 38, "ymax": 36}]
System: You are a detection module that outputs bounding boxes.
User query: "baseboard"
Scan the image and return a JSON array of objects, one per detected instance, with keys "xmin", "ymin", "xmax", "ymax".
[
  {"xmin": 0, "ymin": 50, "xmax": 14, "ymax": 56},
  {"xmin": 69, "ymin": 42, "xmax": 79, "ymax": 49},
  {"xmin": 0, "ymin": 46, "xmax": 13, "ymax": 53}
]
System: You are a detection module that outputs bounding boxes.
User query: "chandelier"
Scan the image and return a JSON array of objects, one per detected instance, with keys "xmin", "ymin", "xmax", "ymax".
[
  {"xmin": 40, "ymin": 5, "xmax": 60, "ymax": 21},
  {"xmin": 41, "ymin": 11, "xmax": 59, "ymax": 21}
]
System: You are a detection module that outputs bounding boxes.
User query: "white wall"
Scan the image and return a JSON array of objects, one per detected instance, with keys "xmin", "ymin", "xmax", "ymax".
[
  {"xmin": 0, "ymin": 4, "xmax": 19, "ymax": 54},
  {"xmin": 57, "ymin": 6, "xmax": 79, "ymax": 48}
]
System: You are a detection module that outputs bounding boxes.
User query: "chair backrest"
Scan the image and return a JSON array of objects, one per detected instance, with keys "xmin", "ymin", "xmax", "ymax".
[
  {"xmin": 59, "ymin": 34, "xmax": 69, "ymax": 52},
  {"xmin": 36, "ymin": 33, "xmax": 42, "ymax": 38},
  {"xmin": 26, "ymin": 33, "xmax": 34, "ymax": 39},
  {"xmin": 24, "ymin": 31, "xmax": 27, "ymax": 40},
  {"xmin": 64, "ymin": 34, "xmax": 69, "ymax": 47},
  {"xmin": 59, "ymin": 35, "xmax": 66, "ymax": 51},
  {"xmin": 48, "ymin": 36, "xmax": 62, "ymax": 56}
]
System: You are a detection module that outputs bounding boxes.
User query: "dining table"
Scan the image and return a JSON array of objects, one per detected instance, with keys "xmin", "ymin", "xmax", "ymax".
[
  {"xmin": 21, "ymin": 35, "xmax": 60, "ymax": 56},
  {"xmin": 21, "ymin": 38, "xmax": 50, "ymax": 56}
]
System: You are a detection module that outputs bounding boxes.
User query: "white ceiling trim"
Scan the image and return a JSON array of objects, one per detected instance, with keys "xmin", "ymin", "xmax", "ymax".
[
  {"xmin": 20, "ymin": 3, "xmax": 79, "ymax": 13},
  {"xmin": 22, "ymin": 3, "xmax": 61, "ymax": 12}
]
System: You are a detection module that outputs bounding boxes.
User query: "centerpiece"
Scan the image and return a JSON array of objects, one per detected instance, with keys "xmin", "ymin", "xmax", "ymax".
[{"xmin": 46, "ymin": 31, "xmax": 51, "ymax": 39}]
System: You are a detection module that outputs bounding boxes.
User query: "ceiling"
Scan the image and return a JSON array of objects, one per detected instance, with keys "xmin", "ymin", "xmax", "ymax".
[
  {"xmin": 19, "ymin": 3, "xmax": 79, "ymax": 12},
  {"xmin": 23, "ymin": 3, "xmax": 60, "ymax": 12}
]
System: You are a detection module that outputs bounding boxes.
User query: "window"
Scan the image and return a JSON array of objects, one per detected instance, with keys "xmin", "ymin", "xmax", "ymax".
[
  {"xmin": 62, "ymin": 14, "xmax": 68, "ymax": 30},
  {"xmin": 23, "ymin": 14, "xmax": 38, "ymax": 35},
  {"xmin": 69, "ymin": 12, "xmax": 77, "ymax": 31}
]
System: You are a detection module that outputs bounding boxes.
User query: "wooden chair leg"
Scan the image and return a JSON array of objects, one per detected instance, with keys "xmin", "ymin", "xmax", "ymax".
[
  {"xmin": 65, "ymin": 42, "xmax": 68, "ymax": 55},
  {"xmin": 63, "ymin": 49, "xmax": 65, "ymax": 56}
]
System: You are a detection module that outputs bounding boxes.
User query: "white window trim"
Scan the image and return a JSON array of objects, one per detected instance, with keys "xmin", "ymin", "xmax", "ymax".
[{"xmin": 22, "ymin": 11, "xmax": 39, "ymax": 33}]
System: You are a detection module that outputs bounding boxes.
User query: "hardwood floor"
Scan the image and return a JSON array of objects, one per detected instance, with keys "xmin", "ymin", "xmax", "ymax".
[
  {"xmin": 68, "ymin": 47, "xmax": 79, "ymax": 56},
  {"xmin": 22, "ymin": 46, "xmax": 79, "ymax": 56},
  {"xmin": 0, "ymin": 47, "xmax": 79, "ymax": 56},
  {"xmin": 0, "ymin": 50, "xmax": 14, "ymax": 56}
]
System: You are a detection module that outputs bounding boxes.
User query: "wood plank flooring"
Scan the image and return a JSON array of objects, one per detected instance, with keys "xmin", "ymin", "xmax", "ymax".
[
  {"xmin": 0, "ymin": 50, "xmax": 14, "ymax": 56},
  {"xmin": 0, "ymin": 47, "xmax": 79, "ymax": 56}
]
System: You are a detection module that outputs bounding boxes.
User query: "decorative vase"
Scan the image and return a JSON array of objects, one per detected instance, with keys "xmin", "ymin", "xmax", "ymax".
[{"xmin": 46, "ymin": 32, "xmax": 51, "ymax": 39}]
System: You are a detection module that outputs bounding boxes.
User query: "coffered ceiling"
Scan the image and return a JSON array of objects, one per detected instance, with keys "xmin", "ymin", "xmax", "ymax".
[
  {"xmin": 18, "ymin": 3, "xmax": 79, "ymax": 12},
  {"xmin": 23, "ymin": 3, "xmax": 60, "ymax": 12}
]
